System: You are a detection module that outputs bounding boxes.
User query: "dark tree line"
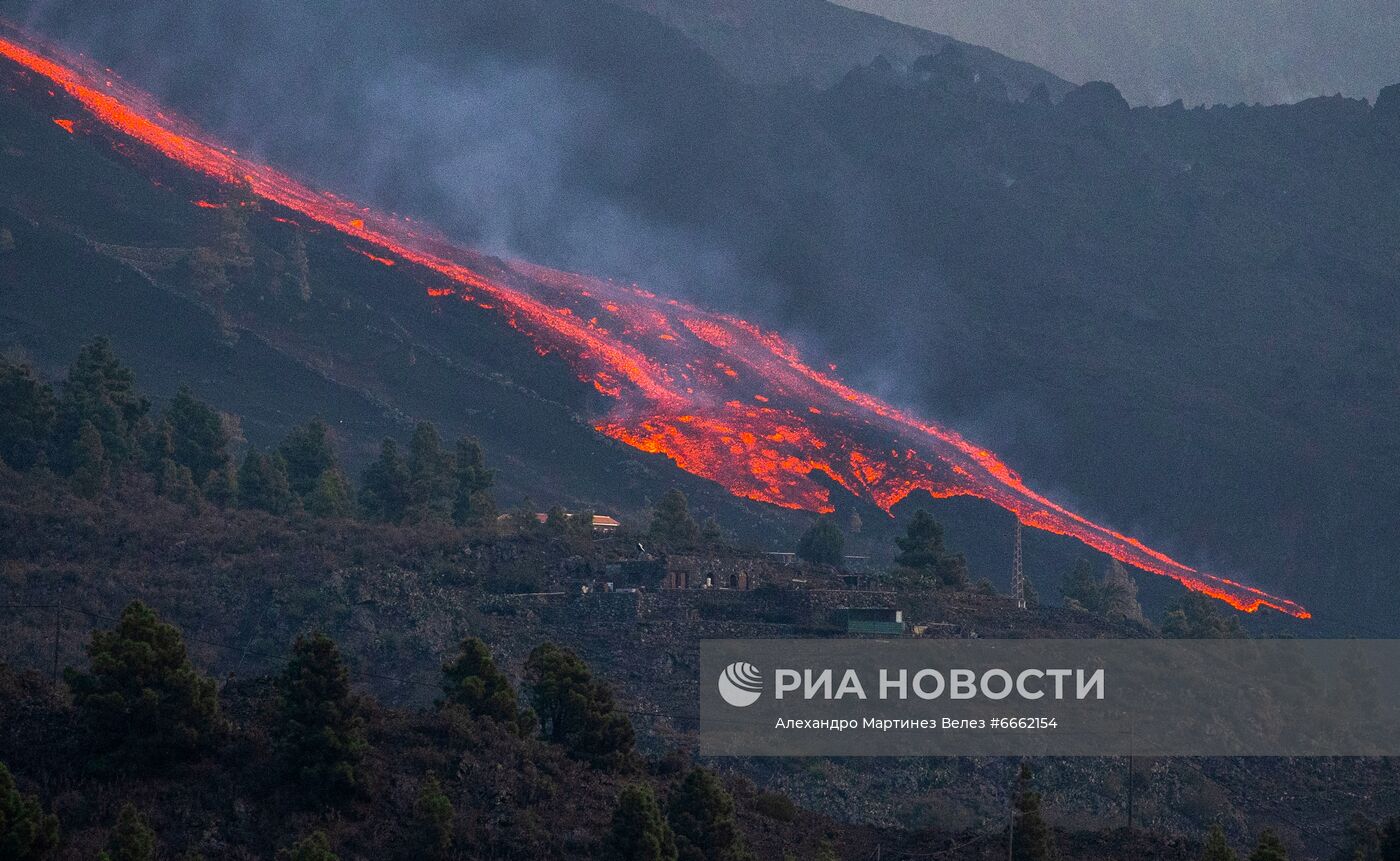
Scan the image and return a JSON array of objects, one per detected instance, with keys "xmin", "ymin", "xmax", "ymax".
[
  {"xmin": 0, "ymin": 341, "xmax": 497, "ymax": 526},
  {"xmin": 0, "ymin": 599, "xmax": 700, "ymax": 858}
]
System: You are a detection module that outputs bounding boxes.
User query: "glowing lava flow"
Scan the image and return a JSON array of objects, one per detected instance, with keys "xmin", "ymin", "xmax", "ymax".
[{"xmin": 0, "ymin": 29, "xmax": 1309, "ymax": 618}]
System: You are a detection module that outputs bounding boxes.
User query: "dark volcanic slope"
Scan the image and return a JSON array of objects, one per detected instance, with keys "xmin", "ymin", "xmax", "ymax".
[
  {"xmin": 0, "ymin": 71, "xmax": 806, "ymax": 541},
  {"xmin": 7, "ymin": 1, "xmax": 1400, "ymax": 631}
]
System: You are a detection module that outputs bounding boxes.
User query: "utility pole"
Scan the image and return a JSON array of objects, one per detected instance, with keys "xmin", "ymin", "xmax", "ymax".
[{"xmin": 1012, "ymin": 520, "xmax": 1026, "ymax": 609}]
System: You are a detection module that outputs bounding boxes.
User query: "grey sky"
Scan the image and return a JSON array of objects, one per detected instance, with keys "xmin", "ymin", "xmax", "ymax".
[{"xmin": 832, "ymin": 0, "xmax": 1400, "ymax": 106}]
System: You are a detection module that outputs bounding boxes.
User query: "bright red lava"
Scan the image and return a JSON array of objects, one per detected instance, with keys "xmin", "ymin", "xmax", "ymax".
[{"xmin": 0, "ymin": 28, "xmax": 1308, "ymax": 618}]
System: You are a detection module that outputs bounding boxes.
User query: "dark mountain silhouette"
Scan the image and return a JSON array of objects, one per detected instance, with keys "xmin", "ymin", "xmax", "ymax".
[{"xmin": 607, "ymin": 0, "xmax": 1074, "ymax": 96}]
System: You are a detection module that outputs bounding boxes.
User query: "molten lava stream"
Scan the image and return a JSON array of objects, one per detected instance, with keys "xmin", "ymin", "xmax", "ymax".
[{"xmin": 0, "ymin": 27, "xmax": 1308, "ymax": 619}]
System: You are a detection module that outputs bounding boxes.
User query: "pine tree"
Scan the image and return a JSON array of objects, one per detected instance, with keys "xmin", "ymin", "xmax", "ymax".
[
  {"xmin": 359, "ymin": 438, "xmax": 410, "ymax": 522},
  {"xmin": 163, "ymin": 387, "xmax": 230, "ymax": 487},
  {"xmin": 279, "ymin": 831, "xmax": 338, "ymax": 861},
  {"xmin": 649, "ymin": 489, "xmax": 699, "ymax": 549},
  {"xmin": 1249, "ymin": 829, "xmax": 1288, "ymax": 861},
  {"xmin": 1382, "ymin": 815, "xmax": 1400, "ymax": 861},
  {"xmin": 407, "ymin": 422, "xmax": 457, "ymax": 523},
  {"xmin": 413, "ymin": 775, "xmax": 454, "ymax": 857},
  {"xmin": 275, "ymin": 633, "xmax": 367, "ymax": 801},
  {"xmin": 895, "ymin": 509, "xmax": 946, "ymax": 569},
  {"xmin": 0, "ymin": 761, "xmax": 60, "ymax": 860},
  {"xmin": 796, "ymin": 516, "xmax": 844, "ymax": 565},
  {"xmin": 609, "ymin": 784, "xmax": 677, "ymax": 861},
  {"xmin": 1202, "ymin": 824, "xmax": 1239, "ymax": 861},
  {"xmin": 894, "ymin": 509, "xmax": 968, "ymax": 588},
  {"xmin": 524, "ymin": 643, "xmax": 634, "ymax": 768},
  {"xmin": 0, "ymin": 357, "xmax": 57, "ymax": 471},
  {"xmin": 98, "ymin": 804, "xmax": 155, "ymax": 861},
  {"xmin": 56, "ymin": 338, "xmax": 148, "ymax": 469},
  {"xmin": 440, "ymin": 637, "xmax": 529, "ymax": 732},
  {"xmin": 666, "ymin": 769, "xmax": 752, "ymax": 861},
  {"xmin": 1060, "ymin": 558, "xmax": 1104, "ymax": 612},
  {"xmin": 65, "ymin": 601, "xmax": 220, "ymax": 766},
  {"xmin": 1102, "ymin": 559, "xmax": 1146, "ymax": 623},
  {"xmin": 700, "ymin": 517, "xmax": 724, "ymax": 546},
  {"xmin": 1010, "ymin": 763, "xmax": 1055, "ymax": 861},
  {"xmin": 157, "ymin": 458, "xmax": 202, "ymax": 509},
  {"xmin": 1335, "ymin": 813, "xmax": 1381, "ymax": 861},
  {"xmin": 305, "ymin": 469, "xmax": 354, "ymax": 518},
  {"xmin": 237, "ymin": 450, "xmax": 295, "ymax": 514},
  {"xmin": 279, "ymin": 418, "xmax": 340, "ymax": 500},
  {"xmin": 71, "ymin": 419, "xmax": 109, "ymax": 497},
  {"xmin": 452, "ymin": 437, "xmax": 496, "ymax": 526},
  {"xmin": 1162, "ymin": 593, "xmax": 1245, "ymax": 639},
  {"xmin": 544, "ymin": 505, "xmax": 571, "ymax": 536},
  {"xmin": 203, "ymin": 460, "xmax": 238, "ymax": 507}
]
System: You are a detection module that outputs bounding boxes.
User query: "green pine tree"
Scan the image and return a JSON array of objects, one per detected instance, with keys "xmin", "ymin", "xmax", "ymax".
[
  {"xmin": 305, "ymin": 469, "xmax": 354, "ymax": 518},
  {"xmin": 237, "ymin": 450, "xmax": 295, "ymax": 514},
  {"xmin": 1248, "ymin": 829, "xmax": 1288, "ymax": 861},
  {"xmin": 274, "ymin": 633, "xmax": 367, "ymax": 801},
  {"xmin": 666, "ymin": 769, "xmax": 752, "ymax": 861},
  {"xmin": 202, "ymin": 460, "xmax": 238, "ymax": 507},
  {"xmin": 1102, "ymin": 559, "xmax": 1146, "ymax": 623},
  {"xmin": 98, "ymin": 803, "xmax": 155, "ymax": 861},
  {"xmin": 1202, "ymin": 824, "xmax": 1239, "ymax": 861},
  {"xmin": 71, "ymin": 419, "xmax": 109, "ymax": 497},
  {"xmin": 0, "ymin": 357, "xmax": 57, "ymax": 471},
  {"xmin": 0, "ymin": 761, "xmax": 60, "ymax": 860},
  {"xmin": 279, "ymin": 418, "xmax": 340, "ymax": 500},
  {"xmin": 649, "ymin": 489, "xmax": 699, "ymax": 549},
  {"xmin": 162, "ymin": 387, "xmax": 230, "ymax": 487},
  {"xmin": 278, "ymin": 831, "xmax": 338, "ymax": 861},
  {"xmin": 156, "ymin": 458, "xmax": 202, "ymax": 509},
  {"xmin": 700, "ymin": 517, "xmax": 724, "ymax": 546},
  {"xmin": 609, "ymin": 783, "xmax": 677, "ymax": 861},
  {"xmin": 1060, "ymin": 558, "xmax": 1104, "ymax": 613},
  {"xmin": 413, "ymin": 774, "xmax": 454, "ymax": 856},
  {"xmin": 796, "ymin": 516, "xmax": 845, "ymax": 566},
  {"xmin": 893, "ymin": 509, "xmax": 969, "ymax": 588},
  {"xmin": 524, "ymin": 643, "xmax": 634, "ymax": 768},
  {"xmin": 1163, "ymin": 593, "xmax": 1245, "ymax": 639},
  {"xmin": 56, "ymin": 338, "xmax": 148, "ymax": 470},
  {"xmin": 358, "ymin": 438, "xmax": 410, "ymax": 522},
  {"xmin": 544, "ymin": 505, "xmax": 571, "ymax": 536},
  {"xmin": 440, "ymin": 637, "xmax": 529, "ymax": 732},
  {"xmin": 65, "ymin": 601, "xmax": 220, "ymax": 766},
  {"xmin": 1010, "ymin": 763, "xmax": 1055, "ymax": 861},
  {"xmin": 452, "ymin": 437, "xmax": 496, "ymax": 526},
  {"xmin": 407, "ymin": 422, "xmax": 457, "ymax": 523}
]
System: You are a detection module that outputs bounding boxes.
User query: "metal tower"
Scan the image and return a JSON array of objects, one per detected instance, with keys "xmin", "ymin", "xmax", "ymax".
[{"xmin": 1012, "ymin": 520, "xmax": 1026, "ymax": 609}]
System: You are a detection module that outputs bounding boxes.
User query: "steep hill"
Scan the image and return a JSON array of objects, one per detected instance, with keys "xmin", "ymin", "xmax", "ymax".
[
  {"xmin": 606, "ymin": 0, "xmax": 1073, "ymax": 96},
  {"xmin": 5, "ymin": 2, "xmax": 1400, "ymax": 631}
]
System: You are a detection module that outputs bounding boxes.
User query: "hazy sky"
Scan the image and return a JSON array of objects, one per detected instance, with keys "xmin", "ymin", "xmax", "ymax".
[{"xmin": 833, "ymin": 0, "xmax": 1400, "ymax": 106}]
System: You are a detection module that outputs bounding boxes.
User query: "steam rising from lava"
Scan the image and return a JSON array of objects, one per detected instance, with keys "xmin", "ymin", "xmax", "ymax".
[{"xmin": 0, "ymin": 28, "xmax": 1308, "ymax": 618}]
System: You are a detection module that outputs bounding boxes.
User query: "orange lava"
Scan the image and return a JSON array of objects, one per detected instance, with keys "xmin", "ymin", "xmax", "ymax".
[
  {"xmin": 51, "ymin": 116, "xmax": 73, "ymax": 132},
  {"xmin": 346, "ymin": 245, "xmax": 396, "ymax": 266},
  {"xmin": 0, "ymin": 27, "xmax": 1309, "ymax": 618},
  {"xmin": 192, "ymin": 198, "xmax": 223, "ymax": 209}
]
